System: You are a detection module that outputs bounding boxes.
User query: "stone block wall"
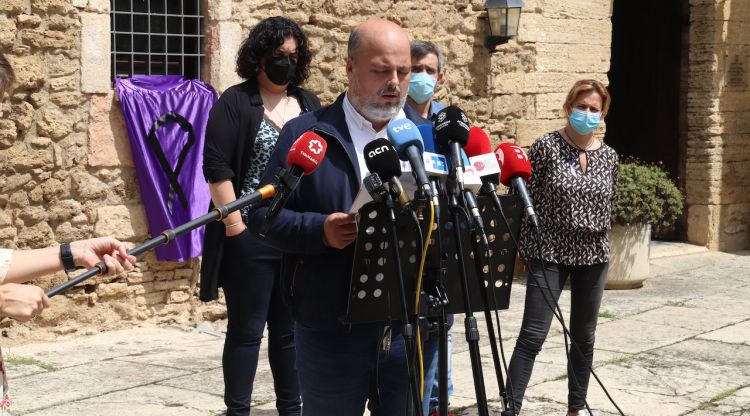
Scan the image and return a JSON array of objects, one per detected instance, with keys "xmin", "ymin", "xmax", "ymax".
[
  {"xmin": 686, "ymin": 0, "xmax": 750, "ymax": 250},
  {"xmin": 206, "ymin": 0, "xmax": 614, "ymax": 147},
  {"xmin": 0, "ymin": 1, "xmax": 223, "ymax": 339}
]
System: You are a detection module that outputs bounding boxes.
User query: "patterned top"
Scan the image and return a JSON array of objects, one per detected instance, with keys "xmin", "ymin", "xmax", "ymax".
[
  {"xmin": 240, "ymin": 118, "xmax": 280, "ymax": 224},
  {"xmin": 519, "ymin": 131, "xmax": 619, "ymax": 265}
]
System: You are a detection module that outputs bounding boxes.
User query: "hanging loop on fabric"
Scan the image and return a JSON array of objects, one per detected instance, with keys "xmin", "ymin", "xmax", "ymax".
[{"xmin": 146, "ymin": 111, "xmax": 196, "ymax": 215}]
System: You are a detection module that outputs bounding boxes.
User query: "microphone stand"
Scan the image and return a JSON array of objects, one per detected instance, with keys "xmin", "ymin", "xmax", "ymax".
[
  {"xmin": 426, "ymin": 177, "xmax": 450, "ymax": 416},
  {"xmin": 46, "ymin": 182, "xmax": 278, "ymax": 297},
  {"xmin": 467, "ymin": 206, "xmax": 510, "ymax": 413},
  {"xmin": 362, "ymin": 172, "xmax": 423, "ymax": 415},
  {"xmin": 446, "ymin": 178, "xmax": 490, "ymax": 416},
  {"xmin": 479, "ymin": 179, "xmax": 521, "ymax": 414},
  {"xmin": 384, "ymin": 189, "xmax": 424, "ymax": 416}
]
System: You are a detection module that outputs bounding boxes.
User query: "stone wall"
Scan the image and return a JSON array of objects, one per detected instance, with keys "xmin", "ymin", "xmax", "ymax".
[
  {"xmin": 207, "ymin": 0, "xmax": 613, "ymax": 148},
  {"xmin": 686, "ymin": 0, "xmax": 750, "ymax": 250},
  {"xmin": 0, "ymin": 1, "xmax": 223, "ymax": 339},
  {"xmin": 2, "ymin": 0, "xmax": 617, "ymax": 335}
]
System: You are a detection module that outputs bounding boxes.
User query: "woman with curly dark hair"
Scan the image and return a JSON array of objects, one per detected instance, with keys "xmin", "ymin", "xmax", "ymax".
[{"xmin": 201, "ymin": 16, "xmax": 320, "ymax": 416}]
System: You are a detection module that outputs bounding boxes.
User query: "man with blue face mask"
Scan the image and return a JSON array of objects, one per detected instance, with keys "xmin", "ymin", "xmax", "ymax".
[
  {"xmin": 407, "ymin": 40, "xmax": 455, "ymax": 416},
  {"xmin": 407, "ymin": 40, "xmax": 446, "ymax": 121}
]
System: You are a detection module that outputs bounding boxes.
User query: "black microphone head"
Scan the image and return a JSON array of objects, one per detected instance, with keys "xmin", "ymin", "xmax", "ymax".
[
  {"xmin": 364, "ymin": 138, "xmax": 402, "ymax": 180},
  {"xmin": 434, "ymin": 105, "xmax": 470, "ymax": 149}
]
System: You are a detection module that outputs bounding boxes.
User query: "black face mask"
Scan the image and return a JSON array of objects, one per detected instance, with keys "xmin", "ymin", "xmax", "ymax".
[{"xmin": 264, "ymin": 54, "xmax": 296, "ymax": 86}]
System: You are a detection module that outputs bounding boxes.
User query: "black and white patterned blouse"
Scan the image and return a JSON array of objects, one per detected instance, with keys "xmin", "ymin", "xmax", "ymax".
[
  {"xmin": 518, "ymin": 131, "xmax": 619, "ymax": 265},
  {"xmin": 240, "ymin": 118, "xmax": 279, "ymax": 224}
]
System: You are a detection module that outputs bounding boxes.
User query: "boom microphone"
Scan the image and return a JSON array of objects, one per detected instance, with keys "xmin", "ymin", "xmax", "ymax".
[
  {"xmin": 259, "ymin": 132, "xmax": 328, "ymax": 236},
  {"xmin": 387, "ymin": 119, "xmax": 432, "ymax": 199},
  {"xmin": 495, "ymin": 142, "xmax": 538, "ymax": 228},
  {"xmin": 364, "ymin": 138, "xmax": 411, "ymax": 208}
]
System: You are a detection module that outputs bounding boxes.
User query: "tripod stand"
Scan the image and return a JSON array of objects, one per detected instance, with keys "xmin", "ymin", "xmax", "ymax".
[{"xmin": 345, "ymin": 192, "xmax": 522, "ymax": 415}]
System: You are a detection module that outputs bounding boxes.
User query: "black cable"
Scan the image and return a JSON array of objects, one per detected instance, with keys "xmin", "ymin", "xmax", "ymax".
[
  {"xmin": 531, "ymin": 228, "xmax": 586, "ymax": 413},
  {"xmin": 481, "ymin": 235, "xmax": 516, "ymax": 415},
  {"xmin": 531, "ymin": 227, "xmax": 625, "ymax": 416},
  {"xmin": 505, "ymin": 221, "xmax": 583, "ymax": 414},
  {"xmin": 449, "ymin": 200, "xmax": 490, "ymax": 416},
  {"xmin": 494, "ymin": 200, "xmax": 624, "ymax": 416},
  {"xmin": 458, "ymin": 207, "xmax": 507, "ymax": 404}
]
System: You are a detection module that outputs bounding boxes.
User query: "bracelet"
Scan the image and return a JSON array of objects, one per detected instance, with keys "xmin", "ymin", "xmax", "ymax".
[
  {"xmin": 59, "ymin": 243, "xmax": 77, "ymax": 272},
  {"xmin": 225, "ymin": 221, "xmax": 243, "ymax": 229}
]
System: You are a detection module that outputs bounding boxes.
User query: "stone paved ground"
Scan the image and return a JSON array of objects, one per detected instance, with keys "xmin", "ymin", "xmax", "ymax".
[{"xmin": 3, "ymin": 244, "xmax": 749, "ymax": 416}]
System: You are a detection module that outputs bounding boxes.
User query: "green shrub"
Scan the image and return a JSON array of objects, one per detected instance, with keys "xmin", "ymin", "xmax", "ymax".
[{"xmin": 611, "ymin": 161, "xmax": 684, "ymax": 235}]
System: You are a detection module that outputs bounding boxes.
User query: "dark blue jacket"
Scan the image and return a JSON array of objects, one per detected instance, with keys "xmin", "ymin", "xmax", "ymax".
[{"xmin": 248, "ymin": 93, "xmax": 428, "ymax": 331}]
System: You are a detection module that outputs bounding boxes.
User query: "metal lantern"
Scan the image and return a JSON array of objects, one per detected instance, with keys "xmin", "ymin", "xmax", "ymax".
[{"xmin": 483, "ymin": 0, "xmax": 524, "ymax": 49}]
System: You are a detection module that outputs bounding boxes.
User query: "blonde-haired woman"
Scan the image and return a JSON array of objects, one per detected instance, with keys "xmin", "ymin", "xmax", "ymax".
[{"xmin": 505, "ymin": 79, "xmax": 618, "ymax": 416}]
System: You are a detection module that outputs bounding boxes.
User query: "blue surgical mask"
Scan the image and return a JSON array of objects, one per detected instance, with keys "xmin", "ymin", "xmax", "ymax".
[
  {"xmin": 408, "ymin": 72, "xmax": 437, "ymax": 104},
  {"xmin": 568, "ymin": 108, "xmax": 601, "ymax": 135}
]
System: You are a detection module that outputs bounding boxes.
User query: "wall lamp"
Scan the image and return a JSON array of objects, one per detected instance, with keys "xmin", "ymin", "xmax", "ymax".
[{"xmin": 483, "ymin": 0, "xmax": 524, "ymax": 50}]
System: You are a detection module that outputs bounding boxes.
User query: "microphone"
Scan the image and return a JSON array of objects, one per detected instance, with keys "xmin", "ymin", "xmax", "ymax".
[
  {"xmin": 456, "ymin": 127, "xmax": 505, "ymax": 238},
  {"xmin": 418, "ymin": 123, "xmax": 437, "ymax": 153},
  {"xmin": 364, "ymin": 138, "xmax": 411, "ymax": 209},
  {"xmin": 417, "ymin": 123, "xmax": 448, "ymax": 219},
  {"xmin": 363, "ymin": 172, "xmax": 389, "ymax": 204},
  {"xmin": 387, "ymin": 119, "xmax": 432, "ymax": 199},
  {"xmin": 434, "ymin": 106, "xmax": 470, "ymax": 192},
  {"xmin": 417, "ymin": 123, "xmax": 449, "ymax": 179},
  {"xmin": 495, "ymin": 142, "xmax": 538, "ymax": 228},
  {"xmin": 259, "ymin": 132, "xmax": 328, "ymax": 237},
  {"xmin": 464, "ymin": 127, "xmax": 501, "ymax": 194}
]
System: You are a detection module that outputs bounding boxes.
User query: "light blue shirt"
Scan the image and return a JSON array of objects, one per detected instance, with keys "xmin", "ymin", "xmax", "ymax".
[{"xmin": 429, "ymin": 100, "xmax": 447, "ymax": 120}]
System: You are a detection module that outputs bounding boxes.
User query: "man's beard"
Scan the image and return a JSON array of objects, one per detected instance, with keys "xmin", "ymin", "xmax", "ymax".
[{"xmin": 351, "ymin": 86, "xmax": 407, "ymax": 123}]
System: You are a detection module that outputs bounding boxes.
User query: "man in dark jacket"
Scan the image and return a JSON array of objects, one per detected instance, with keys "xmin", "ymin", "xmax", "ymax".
[{"xmin": 249, "ymin": 18, "xmax": 427, "ymax": 416}]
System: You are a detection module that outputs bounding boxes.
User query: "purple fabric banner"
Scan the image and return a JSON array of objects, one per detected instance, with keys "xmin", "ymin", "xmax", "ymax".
[{"xmin": 115, "ymin": 75, "xmax": 217, "ymax": 261}]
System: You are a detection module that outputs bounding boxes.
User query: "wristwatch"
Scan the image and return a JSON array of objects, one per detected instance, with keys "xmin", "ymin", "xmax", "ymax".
[{"xmin": 59, "ymin": 243, "xmax": 77, "ymax": 272}]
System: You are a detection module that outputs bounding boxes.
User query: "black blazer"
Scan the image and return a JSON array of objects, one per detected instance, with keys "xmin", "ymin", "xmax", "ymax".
[
  {"xmin": 200, "ymin": 79, "xmax": 321, "ymax": 301},
  {"xmin": 247, "ymin": 94, "xmax": 428, "ymax": 330}
]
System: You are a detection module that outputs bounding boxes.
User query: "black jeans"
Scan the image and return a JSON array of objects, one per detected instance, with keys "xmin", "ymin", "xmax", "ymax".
[
  {"xmin": 294, "ymin": 323, "xmax": 410, "ymax": 416},
  {"xmin": 506, "ymin": 259, "xmax": 608, "ymax": 414},
  {"xmin": 222, "ymin": 230, "xmax": 301, "ymax": 416}
]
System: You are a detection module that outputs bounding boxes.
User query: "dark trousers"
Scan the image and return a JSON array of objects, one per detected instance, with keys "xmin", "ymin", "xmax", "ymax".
[
  {"xmin": 295, "ymin": 323, "xmax": 410, "ymax": 416},
  {"xmin": 506, "ymin": 259, "xmax": 608, "ymax": 413},
  {"xmin": 422, "ymin": 319, "xmax": 454, "ymax": 416},
  {"xmin": 222, "ymin": 230, "xmax": 301, "ymax": 416}
]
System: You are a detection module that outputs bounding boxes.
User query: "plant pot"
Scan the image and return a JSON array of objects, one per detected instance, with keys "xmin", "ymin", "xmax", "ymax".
[{"xmin": 606, "ymin": 223, "xmax": 651, "ymax": 289}]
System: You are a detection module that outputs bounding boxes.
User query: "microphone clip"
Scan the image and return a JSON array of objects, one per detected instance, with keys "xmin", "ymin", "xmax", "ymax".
[
  {"xmin": 363, "ymin": 173, "xmax": 389, "ymax": 204},
  {"xmin": 275, "ymin": 166, "xmax": 302, "ymax": 195},
  {"xmin": 259, "ymin": 167, "xmax": 302, "ymax": 237},
  {"xmin": 480, "ymin": 180, "xmax": 497, "ymax": 197}
]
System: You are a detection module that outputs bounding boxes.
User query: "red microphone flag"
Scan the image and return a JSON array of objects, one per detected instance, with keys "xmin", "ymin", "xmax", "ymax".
[
  {"xmin": 287, "ymin": 131, "xmax": 327, "ymax": 175},
  {"xmin": 495, "ymin": 142, "xmax": 531, "ymax": 186},
  {"xmin": 464, "ymin": 127, "xmax": 493, "ymax": 157}
]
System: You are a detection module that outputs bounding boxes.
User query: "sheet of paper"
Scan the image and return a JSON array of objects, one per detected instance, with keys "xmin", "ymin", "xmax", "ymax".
[{"xmin": 349, "ymin": 153, "xmax": 419, "ymax": 213}]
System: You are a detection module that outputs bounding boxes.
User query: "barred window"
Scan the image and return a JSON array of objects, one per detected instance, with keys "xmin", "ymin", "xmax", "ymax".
[{"xmin": 111, "ymin": 0, "xmax": 204, "ymax": 80}]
